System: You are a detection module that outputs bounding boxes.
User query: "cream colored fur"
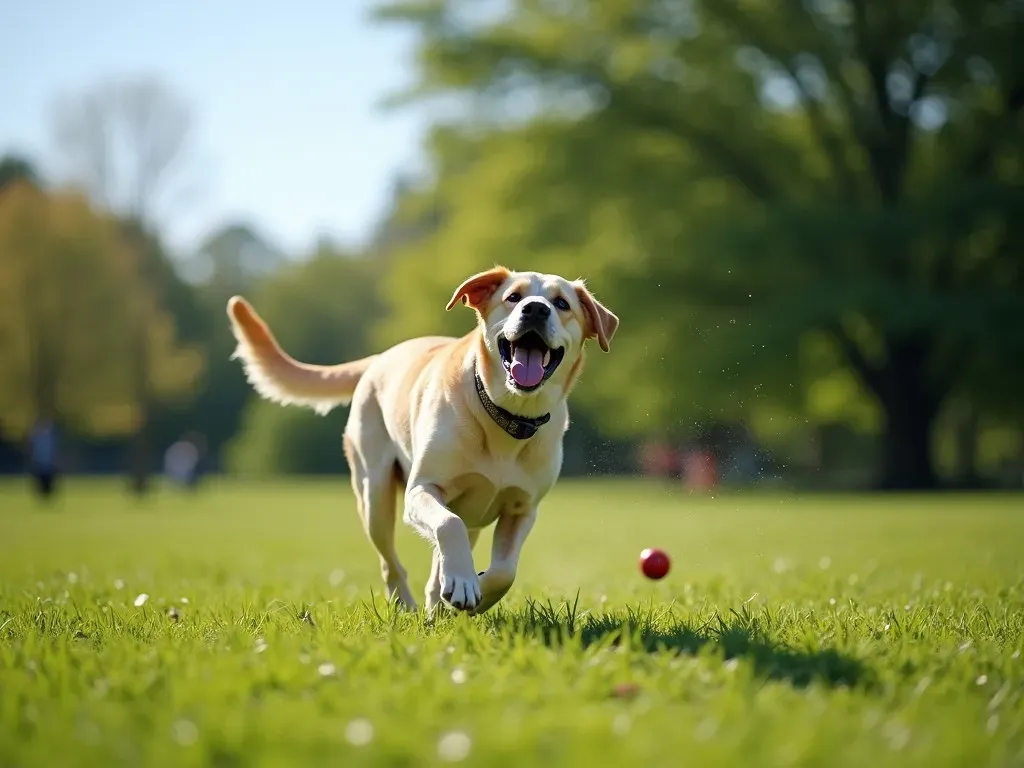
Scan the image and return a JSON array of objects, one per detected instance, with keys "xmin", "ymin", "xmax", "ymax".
[{"xmin": 227, "ymin": 267, "xmax": 618, "ymax": 614}]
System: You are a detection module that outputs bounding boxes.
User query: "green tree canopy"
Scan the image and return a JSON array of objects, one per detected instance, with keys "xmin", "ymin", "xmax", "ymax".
[
  {"xmin": 0, "ymin": 155, "xmax": 40, "ymax": 192},
  {"xmin": 376, "ymin": 0, "xmax": 1024, "ymax": 488},
  {"xmin": 0, "ymin": 183, "xmax": 202, "ymax": 438}
]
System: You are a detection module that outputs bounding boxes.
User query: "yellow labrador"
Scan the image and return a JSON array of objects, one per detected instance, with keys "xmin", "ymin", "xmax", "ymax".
[{"xmin": 227, "ymin": 267, "xmax": 617, "ymax": 614}]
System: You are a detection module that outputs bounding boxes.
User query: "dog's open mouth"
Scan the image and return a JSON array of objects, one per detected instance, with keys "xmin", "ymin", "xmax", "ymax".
[{"xmin": 498, "ymin": 331, "xmax": 565, "ymax": 392}]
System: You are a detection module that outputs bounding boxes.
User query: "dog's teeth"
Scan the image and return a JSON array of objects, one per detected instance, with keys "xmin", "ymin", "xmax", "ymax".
[{"xmin": 542, "ymin": 350, "xmax": 551, "ymax": 367}]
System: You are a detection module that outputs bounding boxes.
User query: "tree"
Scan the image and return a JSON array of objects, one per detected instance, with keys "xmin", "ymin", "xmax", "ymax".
[
  {"xmin": 365, "ymin": 174, "xmax": 444, "ymax": 260},
  {"xmin": 0, "ymin": 155, "xmax": 40, "ymax": 193},
  {"xmin": 50, "ymin": 77, "xmax": 199, "ymax": 492},
  {"xmin": 0, "ymin": 182, "xmax": 201, "ymax": 440},
  {"xmin": 166, "ymin": 222, "xmax": 289, "ymax": 468},
  {"xmin": 188, "ymin": 222, "xmax": 285, "ymax": 295},
  {"xmin": 226, "ymin": 244, "xmax": 387, "ymax": 475},
  {"xmin": 51, "ymin": 77, "xmax": 194, "ymax": 225},
  {"xmin": 376, "ymin": 0, "xmax": 1024, "ymax": 489}
]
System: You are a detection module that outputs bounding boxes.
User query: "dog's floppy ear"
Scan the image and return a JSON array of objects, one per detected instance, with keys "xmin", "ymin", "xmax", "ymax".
[
  {"xmin": 573, "ymin": 281, "xmax": 619, "ymax": 352},
  {"xmin": 446, "ymin": 266, "xmax": 511, "ymax": 312}
]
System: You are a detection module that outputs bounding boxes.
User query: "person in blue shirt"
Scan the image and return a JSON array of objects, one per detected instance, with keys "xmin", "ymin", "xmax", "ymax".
[{"xmin": 28, "ymin": 417, "xmax": 59, "ymax": 499}]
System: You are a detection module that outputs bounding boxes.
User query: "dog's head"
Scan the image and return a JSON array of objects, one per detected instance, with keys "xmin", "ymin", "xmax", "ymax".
[{"xmin": 447, "ymin": 267, "xmax": 618, "ymax": 398}]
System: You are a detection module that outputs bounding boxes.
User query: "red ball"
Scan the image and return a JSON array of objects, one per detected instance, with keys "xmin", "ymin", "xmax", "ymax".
[{"xmin": 639, "ymin": 547, "xmax": 671, "ymax": 580}]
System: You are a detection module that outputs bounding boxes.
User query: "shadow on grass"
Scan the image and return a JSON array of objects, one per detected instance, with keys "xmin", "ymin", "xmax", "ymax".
[{"xmin": 484, "ymin": 595, "xmax": 866, "ymax": 690}]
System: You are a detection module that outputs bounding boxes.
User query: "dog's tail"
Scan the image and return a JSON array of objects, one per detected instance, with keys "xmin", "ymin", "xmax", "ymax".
[{"xmin": 227, "ymin": 296, "xmax": 377, "ymax": 415}]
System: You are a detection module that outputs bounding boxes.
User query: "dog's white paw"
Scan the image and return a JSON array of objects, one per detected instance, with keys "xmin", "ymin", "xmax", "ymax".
[{"xmin": 440, "ymin": 569, "xmax": 481, "ymax": 611}]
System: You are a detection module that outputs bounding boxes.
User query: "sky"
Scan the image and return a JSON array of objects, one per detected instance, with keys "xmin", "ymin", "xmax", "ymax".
[{"xmin": 0, "ymin": 0, "xmax": 432, "ymax": 256}]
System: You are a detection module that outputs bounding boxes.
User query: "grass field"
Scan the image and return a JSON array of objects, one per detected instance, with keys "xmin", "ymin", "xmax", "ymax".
[{"xmin": 1, "ymin": 478, "xmax": 1022, "ymax": 767}]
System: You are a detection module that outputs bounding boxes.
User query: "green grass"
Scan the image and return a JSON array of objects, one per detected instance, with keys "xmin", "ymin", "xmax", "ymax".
[{"xmin": 1, "ymin": 478, "xmax": 1022, "ymax": 767}]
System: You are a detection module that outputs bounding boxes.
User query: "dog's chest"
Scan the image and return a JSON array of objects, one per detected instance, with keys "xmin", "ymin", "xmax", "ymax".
[{"xmin": 447, "ymin": 467, "xmax": 538, "ymax": 529}]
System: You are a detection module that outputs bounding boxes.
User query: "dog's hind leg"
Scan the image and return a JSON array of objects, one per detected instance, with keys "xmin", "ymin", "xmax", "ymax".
[
  {"xmin": 366, "ymin": 472, "xmax": 417, "ymax": 610},
  {"xmin": 344, "ymin": 411, "xmax": 417, "ymax": 611}
]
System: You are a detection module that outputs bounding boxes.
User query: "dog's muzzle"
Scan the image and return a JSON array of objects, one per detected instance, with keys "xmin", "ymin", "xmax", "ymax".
[{"xmin": 497, "ymin": 325, "xmax": 565, "ymax": 392}]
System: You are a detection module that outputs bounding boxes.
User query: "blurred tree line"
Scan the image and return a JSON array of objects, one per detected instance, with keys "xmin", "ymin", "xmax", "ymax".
[
  {"xmin": 371, "ymin": 0, "xmax": 1024, "ymax": 489},
  {"xmin": 1, "ymin": 0, "xmax": 1022, "ymax": 491}
]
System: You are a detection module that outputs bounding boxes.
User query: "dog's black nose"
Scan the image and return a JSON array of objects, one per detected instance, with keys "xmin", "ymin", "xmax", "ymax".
[{"xmin": 520, "ymin": 300, "xmax": 551, "ymax": 320}]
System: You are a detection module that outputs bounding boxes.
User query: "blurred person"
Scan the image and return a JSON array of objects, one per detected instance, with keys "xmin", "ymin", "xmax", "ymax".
[
  {"xmin": 638, "ymin": 440, "xmax": 680, "ymax": 482},
  {"xmin": 164, "ymin": 438, "xmax": 200, "ymax": 490},
  {"xmin": 683, "ymin": 447, "xmax": 717, "ymax": 492},
  {"xmin": 27, "ymin": 416, "xmax": 60, "ymax": 500}
]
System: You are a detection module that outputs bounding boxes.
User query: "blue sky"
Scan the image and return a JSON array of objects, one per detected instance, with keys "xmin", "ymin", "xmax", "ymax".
[{"xmin": 0, "ymin": 0, "xmax": 431, "ymax": 255}]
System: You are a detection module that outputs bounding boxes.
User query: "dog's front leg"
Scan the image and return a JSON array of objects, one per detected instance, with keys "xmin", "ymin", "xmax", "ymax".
[
  {"xmin": 405, "ymin": 483, "xmax": 481, "ymax": 612},
  {"xmin": 425, "ymin": 529, "xmax": 480, "ymax": 616},
  {"xmin": 472, "ymin": 508, "xmax": 537, "ymax": 615}
]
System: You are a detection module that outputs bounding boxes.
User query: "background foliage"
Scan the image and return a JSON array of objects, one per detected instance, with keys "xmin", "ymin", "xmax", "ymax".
[{"xmin": 1, "ymin": 0, "xmax": 1022, "ymax": 490}]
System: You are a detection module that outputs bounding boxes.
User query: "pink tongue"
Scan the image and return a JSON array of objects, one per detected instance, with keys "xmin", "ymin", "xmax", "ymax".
[{"xmin": 510, "ymin": 346, "xmax": 545, "ymax": 388}]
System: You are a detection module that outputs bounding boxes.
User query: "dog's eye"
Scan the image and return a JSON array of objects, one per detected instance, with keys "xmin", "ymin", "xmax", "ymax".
[
  {"xmin": 506, "ymin": 292, "xmax": 522, "ymax": 303},
  {"xmin": 553, "ymin": 296, "xmax": 570, "ymax": 311}
]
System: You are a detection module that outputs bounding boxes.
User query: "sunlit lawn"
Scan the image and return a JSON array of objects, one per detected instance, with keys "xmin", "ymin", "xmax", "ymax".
[{"xmin": 1, "ymin": 478, "xmax": 1022, "ymax": 767}]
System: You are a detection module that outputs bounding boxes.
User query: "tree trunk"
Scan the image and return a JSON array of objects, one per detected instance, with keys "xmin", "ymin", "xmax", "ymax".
[
  {"xmin": 124, "ymin": 222, "xmax": 154, "ymax": 497},
  {"xmin": 874, "ymin": 339, "xmax": 940, "ymax": 490},
  {"xmin": 878, "ymin": 394, "xmax": 937, "ymax": 490},
  {"xmin": 951, "ymin": 400, "xmax": 980, "ymax": 488},
  {"xmin": 127, "ymin": 319, "xmax": 152, "ymax": 497},
  {"xmin": 128, "ymin": 416, "xmax": 151, "ymax": 496}
]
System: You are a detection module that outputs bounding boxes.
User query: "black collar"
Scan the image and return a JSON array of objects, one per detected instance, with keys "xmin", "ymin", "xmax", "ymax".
[{"xmin": 474, "ymin": 369, "xmax": 551, "ymax": 440}]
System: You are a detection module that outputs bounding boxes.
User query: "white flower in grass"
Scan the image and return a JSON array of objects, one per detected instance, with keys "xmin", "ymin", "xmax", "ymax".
[
  {"xmin": 254, "ymin": 638, "xmax": 268, "ymax": 654},
  {"xmin": 113, "ymin": 579, "xmax": 125, "ymax": 591},
  {"xmin": 437, "ymin": 731, "xmax": 472, "ymax": 762},
  {"xmin": 317, "ymin": 662, "xmax": 337, "ymax": 677},
  {"xmin": 612, "ymin": 714, "xmax": 631, "ymax": 735},
  {"xmin": 450, "ymin": 667, "xmax": 467, "ymax": 685},
  {"xmin": 134, "ymin": 593, "xmax": 149, "ymax": 607},
  {"xmin": 345, "ymin": 718, "xmax": 374, "ymax": 746},
  {"xmin": 172, "ymin": 719, "xmax": 198, "ymax": 746}
]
